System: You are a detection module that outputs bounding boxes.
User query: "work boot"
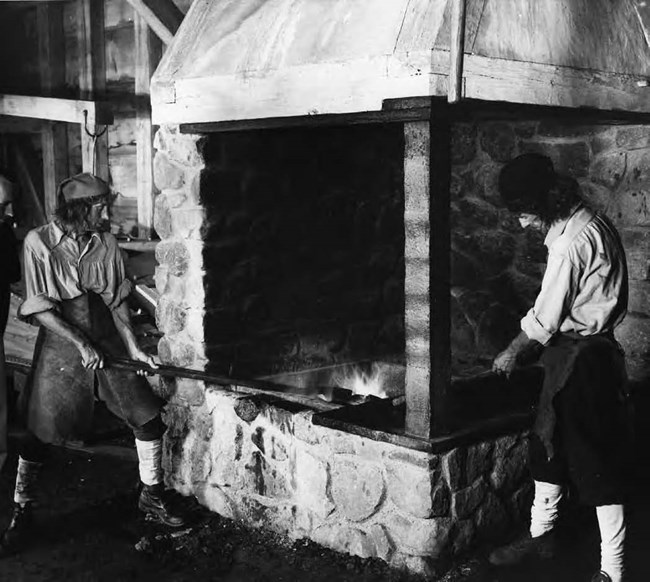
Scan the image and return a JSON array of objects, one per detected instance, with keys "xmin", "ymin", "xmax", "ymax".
[
  {"xmin": 138, "ymin": 484, "xmax": 185, "ymax": 527},
  {"xmin": 590, "ymin": 572, "xmax": 613, "ymax": 582},
  {"xmin": 0, "ymin": 502, "xmax": 34, "ymax": 557},
  {"xmin": 488, "ymin": 531, "xmax": 555, "ymax": 566}
]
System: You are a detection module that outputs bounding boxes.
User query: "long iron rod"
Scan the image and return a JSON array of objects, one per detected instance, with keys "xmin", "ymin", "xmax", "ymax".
[{"xmin": 106, "ymin": 356, "xmax": 288, "ymax": 393}]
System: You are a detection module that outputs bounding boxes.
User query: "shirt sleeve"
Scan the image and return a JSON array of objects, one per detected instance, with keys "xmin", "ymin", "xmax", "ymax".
[
  {"xmin": 100, "ymin": 236, "xmax": 133, "ymax": 310},
  {"xmin": 18, "ymin": 232, "xmax": 61, "ymax": 319},
  {"xmin": 520, "ymin": 249, "xmax": 580, "ymax": 345}
]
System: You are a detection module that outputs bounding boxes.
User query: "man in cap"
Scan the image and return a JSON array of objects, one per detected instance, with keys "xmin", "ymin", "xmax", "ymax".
[
  {"xmin": 0, "ymin": 174, "xmax": 20, "ymax": 473},
  {"xmin": 488, "ymin": 154, "xmax": 629, "ymax": 582},
  {"xmin": 1, "ymin": 173, "xmax": 184, "ymax": 556}
]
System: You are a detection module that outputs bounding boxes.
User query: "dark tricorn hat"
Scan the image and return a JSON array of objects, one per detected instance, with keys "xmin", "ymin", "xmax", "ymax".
[{"xmin": 498, "ymin": 153, "xmax": 557, "ymax": 215}]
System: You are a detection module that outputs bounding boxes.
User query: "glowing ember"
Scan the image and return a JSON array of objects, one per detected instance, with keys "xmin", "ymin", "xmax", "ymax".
[{"xmin": 334, "ymin": 363, "xmax": 388, "ymax": 399}]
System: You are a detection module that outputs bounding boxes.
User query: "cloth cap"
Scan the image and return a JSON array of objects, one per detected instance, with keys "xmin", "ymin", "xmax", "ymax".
[
  {"xmin": 498, "ymin": 153, "xmax": 557, "ymax": 215},
  {"xmin": 57, "ymin": 173, "xmax": 110, "ymax": 203}
]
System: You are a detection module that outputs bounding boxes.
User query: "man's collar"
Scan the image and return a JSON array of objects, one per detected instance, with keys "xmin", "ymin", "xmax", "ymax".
[
  {"xmin": 49, "ymin": 221, "xmax": 104, "ymax": 249},
  {"xmin": 543, "ymin": 204, "xmax": 593, "ymax": 249}
]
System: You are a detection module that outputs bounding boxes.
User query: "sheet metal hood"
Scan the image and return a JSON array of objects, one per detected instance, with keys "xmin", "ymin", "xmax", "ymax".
[{"xmin": 151, "ymin": 0, "xmax": 650, "ymax": 126}]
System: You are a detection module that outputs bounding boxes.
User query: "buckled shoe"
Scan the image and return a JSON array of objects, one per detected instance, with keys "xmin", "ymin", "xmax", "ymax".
[
  {"xmin": 138, "ymin": 484, "xmax": 185, "ymax": 527},
  {"xmin": 0, "ymin": 502, "xmax": 34, "ymax": 557},
  {"xmin": 488, "ymin": 531, "xmax": 555, "ymax": 566}
]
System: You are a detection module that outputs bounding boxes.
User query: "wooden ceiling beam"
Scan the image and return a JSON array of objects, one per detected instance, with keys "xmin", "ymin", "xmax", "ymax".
[
  {"xmin": 125, "ymin": 0, "xmax": 183, "ymax": 46},
  {"xmin": 0, "ymin": 94, "xmax": 113, "ymax": 125}
]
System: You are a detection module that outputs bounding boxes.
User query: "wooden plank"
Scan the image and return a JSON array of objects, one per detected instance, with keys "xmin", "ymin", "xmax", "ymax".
[
  {"xmin": 125, "ymin": 0, "xmax": 183, "ymax": 46},
  {"xmin": 448, "ymin": 0, "xmax": 466, "ymax": 103},
  {"xmin": 134, "ymin": 12, "xmax": 161, "ymax": 239},
  {"xmin": 0, "ymin": 94, "xmax": 112, "ymax": 125},
  {"xmin": 77, "ymin": 0, "xmax": 109, "ymax": 181},
  {"xmin": 38, "ymin": 2, "xmax": 68, "ymax": 218}
]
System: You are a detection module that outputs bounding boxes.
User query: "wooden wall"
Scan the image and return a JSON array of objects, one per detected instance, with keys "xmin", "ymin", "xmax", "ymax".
[{"xmin": 0, "ymin": 0, "xmax": 192, "ymax": 237}]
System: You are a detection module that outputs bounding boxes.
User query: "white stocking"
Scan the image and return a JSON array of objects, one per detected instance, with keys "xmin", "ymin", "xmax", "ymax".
[
  {"xmin": 135, "ymin": 438, "xmax": 163, "ymax": 486},
  {"xmin": 596, "ymin": 504, "xmax": 625, "ymax": 582},
  {"xmin": 13, "ymin": 457, "xmax": 42, "ymax": 505},
  {"xmin": 529, "ymin": 480, "xmax": 563, "ymax": 538}
]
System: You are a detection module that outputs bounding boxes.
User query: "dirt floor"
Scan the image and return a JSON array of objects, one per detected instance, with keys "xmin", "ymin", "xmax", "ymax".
[{"xmin": 0, "ymin": 408, "xmax": 648, "ymax": 582}]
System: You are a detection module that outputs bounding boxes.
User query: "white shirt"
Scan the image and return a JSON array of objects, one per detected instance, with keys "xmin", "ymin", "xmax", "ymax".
[{"xmin": 521, "ymin": 205, "xmax": 628, "ymax": 345}]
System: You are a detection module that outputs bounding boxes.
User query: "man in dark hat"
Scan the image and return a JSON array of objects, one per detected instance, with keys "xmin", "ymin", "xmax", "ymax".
[
  {"xmin": 1, "ymin": 173, "xmax": 184, "ymax": 556},
  {"xmin": 488, "ymin": 154, "xmax": 629, "ymax": 582}
]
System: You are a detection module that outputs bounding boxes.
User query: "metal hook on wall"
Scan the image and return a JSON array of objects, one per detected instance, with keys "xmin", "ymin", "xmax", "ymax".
[{"xmin": 83, "ymin": 110, "xmax": 108, "ymax": 139}]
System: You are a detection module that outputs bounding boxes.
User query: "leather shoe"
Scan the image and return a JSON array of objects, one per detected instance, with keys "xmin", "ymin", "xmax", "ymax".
[
  {"xmin": 0, "ymin": 502, "xmax": 34, "ymax": 557},
  {"xmin": 138, "ymin": 484, "xmax": 185, "ymax": 527},
  {"xmin": 590, "ymin": 572, "xmax": 613, "ymax": 582},
  {"xmin": 488, "ymin": 531, "xmax": 555, "ymax": 566}
]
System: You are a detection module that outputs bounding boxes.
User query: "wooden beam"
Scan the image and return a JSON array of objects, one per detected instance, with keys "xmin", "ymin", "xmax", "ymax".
[
  {"xmin": 38, "ymin": 2, "xmax": 68, "ymax": 219},
  {"xmin": 0, "ymin": 95, "xmax": 112, "ymax": 125},
  {"xmin": 77, "ymin": 0, "xmax": 109, "ymax": 181},
  {"xmin": 134, "ymin": 13, "xmax": 161, "ymax": 239},
  {"xmin": 448, "ymin": 0, "xmax": 466, "ymax": 103},
  {"xmin": 403, "ymin": 107, "xmax": 451, "ymax": 439},
  {"xmin": 125, "ymin": 0, "xmax": 183, "ymax": 46}
]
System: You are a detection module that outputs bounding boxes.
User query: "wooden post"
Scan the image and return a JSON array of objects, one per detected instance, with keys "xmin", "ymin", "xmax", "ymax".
[
  {"xmin": 134, "ymin": 13, "xmax": 161, "ymax": 239},
  {"xmin": 37, "ymin": 3, "xmax": 68, "ymax": 218},
  {"xmin": 77, "ymin": 0, "xmax": 109, "ymax": 181},
  {"xmin": 449, "ymin": 0, "xmax": 467, "ymax": 103},
  {"xmin": 404, "ymin": 104, "xmax": 451, "ymax": 439}
]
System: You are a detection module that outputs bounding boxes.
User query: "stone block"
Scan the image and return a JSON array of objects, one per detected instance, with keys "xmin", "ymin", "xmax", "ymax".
[
  {"xmin": 451, "ymin": 478, "xmax": 487, "ymax": 519},
  {"xmin": 295, "ymin": 447, "xmax": 334, "ymax": 519},
  {"xmin": 243, "ymin": 449, "xmax": 292, "ymax": 499},
  {"xmin": 616, "ymin": 126, "xmax": 650, "ymax": 150},
  {"xmin": 628, "ymin": 280, "xmax": 650, "ymax": 313},
  {"xmin": 331, "ymin": 456, "xmax": 385, "ymax": 522},
  {"xmin": 520, "ymin": 141, "xmax": 590, "ymax": 178},
  {"xmin": 442, "ymin": 448, "xmax": 466, "ymax": 491},
  {"xmin": 386, "ymin": 462, "xmax": 436, "ymax": 519},
  {"xmin": 172, "ymin": 207, "xmax": 205, "ymax": 240},
  {"xmin": 451, "ymin": 124, "xmax": 477, "ymax": 165},
  {"xmin": 479, "ymin": 122, "xmax": 515, "ymax": 163},
  {"xmin": 201, "ymin": 484, "xmax": 238, "ymax": 520},
  {"xmin": 590, "ymin": 151, "xmax": 627, "ymax": 188},
  {"xmin": 154, "ymin": 151, "xmax": 185, "ymax": 191},
  {"xmin": 154, "ymin": 265, "xmax": 169, "ymax": 295},
  {"xmin": 621, "ymin": 226, "xmax": 650, "ymax": 280},
  {"xmin": 368, "ymin": 524, "xmax": 394, "ymax": 561},
  {"xmin": 490, "ymin": 437, "xmax": 528, "ymax": 492},
  {"xmin": 156, "ymin": 241, "xmax": 191, "ymax": 277},
  {"xmin": 452, "ymin": 519, "xmax": 475, "ymax": 555},
  {"xmin": 591, "ymin": 128, "xmax": 617, "ymax": 155},
  {"xmin": 390, "ymin": 514, "xmax": 452, "ymax": 558},
  {"xmin": 475, "ymin": 490, "xmax": 509, "ymax": 539},
  {"xmin": 234, "ymin": 397, "xmax": 263, "ymax": 423},
  {"xmin": 156, "ymin": 298, "xmax": 187, "ymax": 335},
  {"xmin": 580, "ymin": 182, "xmax": 614, "ymax": 215},
  {"xmin": 405, "ymin": 219, "xmax": 430, "ymax": 260},
  {"xmin": 312, "ymin": 524, "xmax": 376, "ymax": 559},
  {"xmin": 404, "ymin": 158, "xmax": 430, "ymax": 213},
  {"xmin": 153, "ymin": 193, "xmax": 173, "ymax": 240},
  {"xmin": 405, "ymin": 257, "xmax": 430, "ymax": 295},
  {"xmin": 165, "ymin": 132, "xmax": 204, "ymax": 168},
  {"xmin": 465, "ymin": 442, "xmax": 494, "ymax": 484},
  {"xmin": 175, "ymin": 379, "xmax": 206, "ymax": 407},
  {"xmin": 293, "ymin": 411, "xmax": 319, "ymax": 444}
]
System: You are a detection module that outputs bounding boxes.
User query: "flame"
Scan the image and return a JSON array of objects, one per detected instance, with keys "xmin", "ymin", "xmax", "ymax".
[{"xmin": 334, "ymin": 363, "xmax": 388, "ymax": 399}]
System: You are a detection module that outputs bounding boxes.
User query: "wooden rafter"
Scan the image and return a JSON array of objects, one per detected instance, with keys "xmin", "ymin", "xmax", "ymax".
[{"xmin": 125, "ymin": 0, "xmax": 183, "ymax": 46}]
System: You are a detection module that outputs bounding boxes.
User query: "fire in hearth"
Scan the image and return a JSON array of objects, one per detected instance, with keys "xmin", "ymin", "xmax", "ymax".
[{"xmin": 333, "ymin": 363, "xmax": 389, "ymax": 399}]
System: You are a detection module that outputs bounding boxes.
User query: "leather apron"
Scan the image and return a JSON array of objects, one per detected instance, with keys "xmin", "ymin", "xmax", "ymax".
[{"xmin": 20, "ymin": 292, "xmax": 162, "ymax": 445}]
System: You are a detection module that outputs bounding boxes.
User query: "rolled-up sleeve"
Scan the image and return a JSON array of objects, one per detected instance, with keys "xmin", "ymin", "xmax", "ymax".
[
  {"xmin": 18, "ymin": 233, "xmax": 61, "ymax": 320},
  {"xmin": 521, "ymin": 250, "xmax": 579, "ymax": 345}
]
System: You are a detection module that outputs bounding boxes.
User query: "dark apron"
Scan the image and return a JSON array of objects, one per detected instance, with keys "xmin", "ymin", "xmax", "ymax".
[
  {"xmin": 531, "ymin": 332, "xmax": 629, "ymax": 505},
  {"xmin": 20, "ymin": 293, "xmax": 162, "ymax": 445}
]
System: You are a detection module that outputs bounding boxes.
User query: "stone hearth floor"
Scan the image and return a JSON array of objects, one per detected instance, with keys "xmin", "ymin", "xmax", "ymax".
[{"xmin": 0, "ymin": 441, "xmax": 648, "ymax": 582}]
